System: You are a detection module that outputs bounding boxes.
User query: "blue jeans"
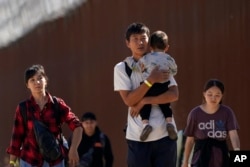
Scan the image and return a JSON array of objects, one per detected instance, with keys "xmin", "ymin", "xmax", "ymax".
[
  {"xmin": 20, "ymin": 159, "xmax": 65, "ymax": 167},
  {"xmin": 127, "ymin": 136, "xmax": 177, "ymax": 167}
]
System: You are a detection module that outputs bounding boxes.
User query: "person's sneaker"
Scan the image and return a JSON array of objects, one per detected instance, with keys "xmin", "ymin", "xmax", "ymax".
[
  {"xmin": 167, "ymin": 123, "xmax": 177, "ymax": 140},
  {"xmin": 140, "ymin": 125, "xmax": 153, "ymax": 141}
]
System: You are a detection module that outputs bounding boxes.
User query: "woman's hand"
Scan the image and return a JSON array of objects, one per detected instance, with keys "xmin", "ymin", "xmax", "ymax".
[
  {"xmin": 68, "ymin": 127, "xmax": 83, "ymax": 167},
  {"xmin": 68, "ymin": 145, "xmax": 80, "ymax": 167},
  {"xmin": 181, "ymin": 163, "xmax": 190, "ymax": 167}
]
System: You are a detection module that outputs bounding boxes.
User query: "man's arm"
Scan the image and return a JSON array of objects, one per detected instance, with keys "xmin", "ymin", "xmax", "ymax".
[
  {"xmin": 119, "ymin": 67, "xmax": 170, "ymax": 107},
  {"xmin": 130, "ymin": 86, "xmax": 178, "ymax": 117},
  {"xmin": 143, "ymin": 85, "xmax": 178, "ymax": 105},
  {"xmin": 103, "ymin": 135, "xmax": 114, "ymax": 167}
]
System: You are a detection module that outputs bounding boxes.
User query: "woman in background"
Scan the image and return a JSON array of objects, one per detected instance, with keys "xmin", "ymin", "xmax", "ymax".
[{"xmin": 182, "ymin": 79, "xmax": 240, "ymax": 167}]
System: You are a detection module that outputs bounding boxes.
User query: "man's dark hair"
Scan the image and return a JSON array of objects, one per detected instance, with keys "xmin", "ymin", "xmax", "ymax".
[
  {"xmin": 81, "ymin": 112, "xmax": 97, "ymax": 122},
  {"xmin": 125, "ymin": 22, "xmax": 150, "ymax": 41}
]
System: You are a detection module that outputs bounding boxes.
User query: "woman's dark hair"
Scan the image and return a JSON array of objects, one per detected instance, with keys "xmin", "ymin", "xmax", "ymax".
[
  {"xmin": 24, "ymin": 64, "xmax": 48, "ymax": 84},
  {"xmin": 203, "ymin": 79, "xmax": 224, "ymax": 104},
  {"xmin": 125, "ymin": 22, "xmax": 150, "ymax": 41}
]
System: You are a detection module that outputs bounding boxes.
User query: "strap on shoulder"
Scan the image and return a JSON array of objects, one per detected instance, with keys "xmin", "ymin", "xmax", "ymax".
[
  {"xmin": 18, "ymin": 101, "xmax": 28, "ymax": 141},
  {"xmin": 99, "ymin": 132, "xmax": 106, "ymax": 150},
  {"xmin": 19, "ymin": 101, "xmax": 27, "ymax": 128},
  {"xmin": 51, "ymin": 96, "xmax": 64, "ymax": 143},
  {"xmin": 124, "ymin": 61, "xmax": 132, "ymax": 78},
  {"xmin": 52, "ymin": 96, "xmax": 61, "ymax": 126}
]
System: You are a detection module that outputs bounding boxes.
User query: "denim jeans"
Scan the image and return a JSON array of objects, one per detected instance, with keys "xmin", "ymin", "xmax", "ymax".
[{"xmin": 20, "ymin": 159, "xmax": 65, "ymax": 167}]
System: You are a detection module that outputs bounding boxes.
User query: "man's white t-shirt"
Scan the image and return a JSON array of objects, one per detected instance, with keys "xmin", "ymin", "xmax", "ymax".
[{"xmin": 114, "ymin": 56, "xmax": 178, "ymax": 142}]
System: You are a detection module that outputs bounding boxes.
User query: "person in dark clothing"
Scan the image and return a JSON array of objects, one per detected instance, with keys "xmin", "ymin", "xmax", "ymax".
[{"xmin": 68, "ymin": 112, "xmax": 114, "ymax": 167}]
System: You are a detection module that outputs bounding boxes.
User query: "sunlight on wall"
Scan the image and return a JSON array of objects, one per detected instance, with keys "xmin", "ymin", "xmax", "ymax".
[{"xmin": 0, "ymin": 0, "xmax": 87, "ymax": 48}]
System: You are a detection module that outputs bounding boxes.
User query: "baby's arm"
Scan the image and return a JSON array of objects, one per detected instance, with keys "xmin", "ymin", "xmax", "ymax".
[{"xmin": 167, "ymin": 55, "xmax": 177, "ymax": 76}]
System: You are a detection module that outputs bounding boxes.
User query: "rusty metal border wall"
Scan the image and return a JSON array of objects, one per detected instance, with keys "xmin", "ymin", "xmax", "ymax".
[{"xmin": 0, "ymin": 0, "xmax": 249, "ymax": 166}]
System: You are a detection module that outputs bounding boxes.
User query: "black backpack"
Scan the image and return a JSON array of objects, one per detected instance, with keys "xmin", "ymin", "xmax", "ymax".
[
  {"xmin": 123, "ymin": 61, "xmax": 132, "ymax": 133},
  {"xmin": 124, "ymin": 61, "xmax": 132, "ymax": 78},
  {"xmin": 19, "ymin": 96, "xmax": 65, "ymax": 162},
  {"xmin": 79, "ymin": 132, "xmax": 106, "ymax": 167}
]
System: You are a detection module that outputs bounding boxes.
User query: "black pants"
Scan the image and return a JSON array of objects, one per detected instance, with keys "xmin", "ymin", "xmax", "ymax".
[
  {"xmin": 127, "ymin": 136, "xmax": 177, "ymax": 167},
  {"xmin": 140, "ymin": 81, "xmax": 172, "ymax": 120}
]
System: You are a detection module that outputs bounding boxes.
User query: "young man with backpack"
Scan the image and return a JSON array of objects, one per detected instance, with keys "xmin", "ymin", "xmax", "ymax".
[
  {"xmin": 68, "ymin": 112, "xmax": 114, "ymax": 167},
  {"xmin": 114, "ymin": 22, "xmax": 179, "ymax": 167}
]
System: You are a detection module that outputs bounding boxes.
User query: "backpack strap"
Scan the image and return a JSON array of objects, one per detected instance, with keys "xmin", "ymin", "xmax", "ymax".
[
  {"xmin": 124, "ymin": 61, "xmax": 132, "ymax": 78},
  {"xmin": 99, "ymin": 132, "xmax": 106, "ymax": 150},
  {"xmin": 19, "ymin": 101, "xmax": 28, "ymax": 129},
  {"xmin": 51, "ymin": 96, "xmax": 61, "ymax": 126},
  {"xmin": 19, "ymin": 97, "xmax": 63, "ymax": 134},
  {"xmin": 123, "ymin": 61, "xmax": 132, "ymax": 133},
  {"xmin": 51, "ymin": 96, "xmax": 65, "ymax": 144}
]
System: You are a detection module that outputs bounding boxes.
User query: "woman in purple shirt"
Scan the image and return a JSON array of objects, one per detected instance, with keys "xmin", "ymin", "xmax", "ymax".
[{"xmin": 182, "ymin": 79, "xmax": 240, "ymax": 167}]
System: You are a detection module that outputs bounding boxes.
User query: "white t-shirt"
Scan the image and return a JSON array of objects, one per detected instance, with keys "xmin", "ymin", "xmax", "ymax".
[{"xmin": 114, "ymin": 56, "xmax": 178, "ymax": 141}]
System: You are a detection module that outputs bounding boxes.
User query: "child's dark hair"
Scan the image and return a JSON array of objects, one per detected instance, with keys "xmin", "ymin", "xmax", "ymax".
[
  {"xmin": 149, "ymin": 30, "xmax": 168, "ymax": 50},
  {"xmin": 25, "ymin": 64, "xmax": 48, "ymax": 84},
  {"xmin": 125, "ymin": 22, "xmax": 150, "ymax": 41},
  {"xmin": 203, "ymin": 79, "xmax": 224, "ymax": 104}
]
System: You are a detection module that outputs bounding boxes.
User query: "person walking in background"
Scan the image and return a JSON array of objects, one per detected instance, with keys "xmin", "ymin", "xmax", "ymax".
[
  {"xmin": 114, "ymin": 22, "xmax": 179, "ymax": 167},
  {"xmin": 6, "ymin": 64, "xmax": 83, "ymax": 167},
  {"xmin": 138, "ymin": 30, "xmax": 178, "ymax": 141},
  {"xmin": 181, "ymin": 79, "xmax": 240, "ymax": 167},
  {"xmin": 68, "ymin": 112, "xmax": 114, "ymax": 167}
]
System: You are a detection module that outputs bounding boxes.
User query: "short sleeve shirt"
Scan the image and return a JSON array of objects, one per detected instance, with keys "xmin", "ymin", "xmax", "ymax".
[
  {"xmin": 184, "ymin": 105, "xmax": 239, "ymax": 139},
  {"xmin": 184, "ymin": 104, "xmax": 239, "ymax": 167},
  {"xmin": 114, "ymin": 56, "xmax": 178, "ymax": 141}
]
